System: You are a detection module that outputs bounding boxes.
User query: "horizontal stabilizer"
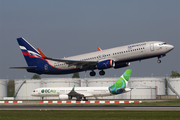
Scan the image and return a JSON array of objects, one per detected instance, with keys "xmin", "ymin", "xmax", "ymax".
[
  {"xmin": 9, "ymin": 66, "xmax": 37, "ymax": 69},
  {"xmin": 124, "ymin": 88, "xmax": 132, "ymax": 92}
]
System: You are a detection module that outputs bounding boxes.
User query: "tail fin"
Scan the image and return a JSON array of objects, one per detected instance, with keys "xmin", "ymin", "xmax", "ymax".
[
  {"xmin": 109, "ymin": 69, "xmax": 132, "ymax": 94},
  {"xmin": 17, "ymin": 37, "xmax": 43, "ymax": 66}
]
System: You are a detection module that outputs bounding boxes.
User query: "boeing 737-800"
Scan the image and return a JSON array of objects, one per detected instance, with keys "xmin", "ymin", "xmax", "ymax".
[
  {"xmin": 31, "ymin": 69, "xmax": 132, "ymax": 101},
  {"xmin": 10, "ymin": 37, "xmax": 174, "ymax": 76}
]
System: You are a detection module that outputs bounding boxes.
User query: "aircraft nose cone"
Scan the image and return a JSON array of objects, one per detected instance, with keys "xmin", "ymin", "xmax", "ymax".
[
  {"xmin": 166, "ymin": 44, "xmax": 174, "ymax": 52},
  {"xmin": 169, "ymin": 45, "xmax": 174, "ymax": 50}
]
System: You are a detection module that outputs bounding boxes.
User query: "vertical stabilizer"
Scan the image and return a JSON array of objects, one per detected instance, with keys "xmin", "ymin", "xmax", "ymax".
[
  {"xmin": 109, "ymin": 69, "xmax": 132, "ymax": 94},
  {"xmin": 17, "ymin": 37, "xmax": 43, "ymax": 66}
]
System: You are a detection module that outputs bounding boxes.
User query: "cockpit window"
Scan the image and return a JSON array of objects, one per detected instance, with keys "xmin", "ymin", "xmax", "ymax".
[{"xmin": 159, "ymin": 43, "xmax": 167, "ymax": 46}]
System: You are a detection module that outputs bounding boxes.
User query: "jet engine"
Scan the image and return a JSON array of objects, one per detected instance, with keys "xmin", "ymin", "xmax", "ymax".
[
  {"xmin": 97, "ymin": 59, "xmax": 115, "ymax": 70},
  {"xmin": 114, "ymin": 62, "xmax": 130, "ymax": 69},
  {"xmin": 59, "ymin": 95, "xmax": 70, "ymax": 100}
]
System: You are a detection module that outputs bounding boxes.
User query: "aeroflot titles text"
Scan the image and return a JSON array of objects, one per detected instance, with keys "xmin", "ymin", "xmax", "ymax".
[{"xmin": 128, "ymin": 43, "xmax": 146, "ymax": 49}]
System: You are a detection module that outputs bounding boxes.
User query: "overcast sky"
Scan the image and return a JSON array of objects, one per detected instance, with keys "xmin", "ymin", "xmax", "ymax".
[{"xmin": 0, "ymin": 0, "xmax": 179, "ymax": 79}]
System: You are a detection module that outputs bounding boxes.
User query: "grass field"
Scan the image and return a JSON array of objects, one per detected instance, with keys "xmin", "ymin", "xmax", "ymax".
[{"xmin": 0, "ymin": 110, "xmax": 180, "ymax": 120}]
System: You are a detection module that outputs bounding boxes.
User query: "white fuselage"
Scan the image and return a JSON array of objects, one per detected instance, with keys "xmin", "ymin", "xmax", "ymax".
[
  {"xmin": 31, "ymin": 87, "xmax": 112, "ymax": 98},
  {"xmin": 47, "ymin": 41, "xmax": 174, "ymax": 70}
]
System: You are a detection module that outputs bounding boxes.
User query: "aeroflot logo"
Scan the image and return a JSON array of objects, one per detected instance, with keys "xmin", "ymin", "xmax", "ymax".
[
  {"xmin": 128, "ymin": 43, "xmax": 146, "ymax": 49},
  {"xmin": 41, "ymin": 89, "xmax": 56, "ymax": 93}
]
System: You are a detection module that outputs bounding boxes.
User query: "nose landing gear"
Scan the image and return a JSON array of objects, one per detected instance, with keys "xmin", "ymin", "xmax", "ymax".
[
  {"xmin": 157, "ymin": 59, "xmax": 161, "ymax": 63},
  {"xmin": 157, "ymin": 54, "xmax": 166, "ymax": 63}
]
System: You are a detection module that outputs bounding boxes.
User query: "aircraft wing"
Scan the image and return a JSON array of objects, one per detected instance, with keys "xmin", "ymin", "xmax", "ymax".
[
  {"xmin": 46, "ymin": 58, "xmax": 97, "ymax": 67},
  {"xmin": 68, "ymin": 90, "xmax": 84, "ymax": 97},
  {"xmin": 68, "ymin": 85, "xmax": 84, "ymax": 97},
  {"xmin": 68, "ymin": 85, "xmax": 94, "ymax": 98},
  {"xmin": 37, "ymin": 48, "xmax": 98, "ymax": 68},
  {"xmin": 97, "ymin": 47, "xmax": 102, "ymax": 51}
]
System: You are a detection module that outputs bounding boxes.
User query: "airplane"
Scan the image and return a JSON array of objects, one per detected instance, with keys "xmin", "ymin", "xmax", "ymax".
[
  {"xmin": 31, "ymin": 69, "xmax": 132, "ymax": 101},
  {"xmin": 10, "ymin": 37, "xmax": 174, "ymax": 76}
]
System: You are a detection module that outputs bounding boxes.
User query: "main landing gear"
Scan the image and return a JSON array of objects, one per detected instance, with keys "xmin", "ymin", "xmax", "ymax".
[
  {"xmin": 83, "ymin": 97, "xmax": 88, "ymax": 101},
  {"xmin": 90, "ymin": 71, "xmax": 96, "ymax": 76},
  {"xmin": 76, "ymin": 96, "xmax": 82, "ymax": 101},
  {"xmin": 99, "ymin": 70, "xmax": 105, "ymax": 76},
  {"xmin": 76, "ymin": 97, "xmax": 88, "ymax": 101},
  {"xmin": 89, "ymin": 70, "xmax": 105, "ymax": 76}
]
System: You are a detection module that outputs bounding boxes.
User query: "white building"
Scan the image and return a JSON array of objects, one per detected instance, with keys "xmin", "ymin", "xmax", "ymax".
[
  {"xmin": 168, "ymin": 78, "xmax": 180, "ymax": 98},
  {"xmin": 13, "ymin": 77, "xmax": 167, "ymax": 100},
  {"xmin": 0, "ymin": 80, "xmax": 7, "ymax": 99}
]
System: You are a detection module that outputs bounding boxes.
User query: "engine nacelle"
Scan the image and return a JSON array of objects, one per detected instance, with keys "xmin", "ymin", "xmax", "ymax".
[
  {"xmin": 97, "ymin": 59, "xmax": 115, "ymax": 70},
  {"xmin": 114, "ymin": 62, "xmax": 130, "ymax": 69},
  {"xmin": 59, "ymin": 95, "xmax": 70, "ymax": 100}
]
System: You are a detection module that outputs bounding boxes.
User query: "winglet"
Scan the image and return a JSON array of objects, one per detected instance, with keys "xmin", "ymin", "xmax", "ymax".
[
  {"xmin": 72, "ymin": 85, "xmax": 75, "ymax": 91},
  {"xmin": 97, "ymin": 47, "xmax": 102, "ymax": 51},
  {"xmin": 37, "ymin": 48, "xmax": 48, "ymax": 59}
]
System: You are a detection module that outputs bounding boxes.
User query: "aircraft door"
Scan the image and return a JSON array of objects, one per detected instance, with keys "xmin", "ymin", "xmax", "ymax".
[
  {"xmin": 38, "ymin": 89, "xmax": 41, "ymax": 94},
  {"xmin": 150, "ymin": 43, "xmax": 154, "ymax": 51}
]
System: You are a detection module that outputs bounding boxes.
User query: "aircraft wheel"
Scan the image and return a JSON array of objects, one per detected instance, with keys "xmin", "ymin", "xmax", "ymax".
[
  {"xmin": 83, "ymin": 97, "xmax": 88, "ymax": 101},
  {"xmin": 90, "ymin": 71, "xmax": 96, "ymax": 76},
  {"xmin": 76, "ymin": 96, "xmax": 82, "ymax": 101},
  {"xmin": 99, "ymin": 70, "xmax": 105, "ymax": 76},
  {"xmin": 157, "ymin": 60, "xmax": 161, "ymax": 63}
]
